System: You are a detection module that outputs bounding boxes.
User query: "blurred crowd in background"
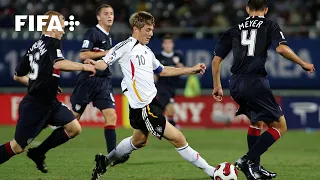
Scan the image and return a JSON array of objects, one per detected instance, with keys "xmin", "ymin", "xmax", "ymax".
[{"xmin": 1, "ymin": 0, "xmax": 320, "ymax": 38}]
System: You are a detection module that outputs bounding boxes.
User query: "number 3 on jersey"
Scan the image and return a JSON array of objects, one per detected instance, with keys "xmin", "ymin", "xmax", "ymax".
[
  {"xmin": 241, "ymin": 29, "xmax": 257, "ymax": 57},
  {"xmin": 28, "ymin": 52, "xmax": 40, "ymax": 80}
]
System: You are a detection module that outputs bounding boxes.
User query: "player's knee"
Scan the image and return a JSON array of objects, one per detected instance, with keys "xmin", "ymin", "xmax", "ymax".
[
  {"xmin": 251, "ymin": 121, "xmax": 264, "ymax": 129},
  {"xmin": 172, "ymin": 131, "xmax": 187, "ymax": 148},
  {"xmin": 103, "ymin": 110, "xmax": 117, "ymax": 125},
  {"xmin": 131, "ymin": 137, "xmax": 148, "ymax": 148},
  {"xmin": 11, "ymin": 140, "xmax": 24, "ymax": 154},
  {"xmin": 277, "ymin": 116, "xmax": 287, "ymax": 135},
  {"xmin": 105, "ymin": 113, "xmax": 117, "ymax": 125},
  {"xmin": 65, "ymin": 120, "xmax": 82, "ymax": 137},
  {"xmin": 279, "ymin": 123, "xmax": 287, "ymax": 135}
]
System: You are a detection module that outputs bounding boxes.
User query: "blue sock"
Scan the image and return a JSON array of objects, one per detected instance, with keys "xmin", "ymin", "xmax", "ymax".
[
  {"xmin": 0, "ymin": 142, "xmax": 16, "ymax": 164},
  {"xmin": 247, "ymin": 126, "xmax": 261, "ymax": 165},
  {"xmin": 104, "ymin": 126, "xmax": 116, "ymax": 153},
  {"xmin": 36, "ymin": 128, "xmax": 71, "ymax": 155},
  {"xmin": 247, "ymin": 128, "xmax": 281, "ymax": 161}
]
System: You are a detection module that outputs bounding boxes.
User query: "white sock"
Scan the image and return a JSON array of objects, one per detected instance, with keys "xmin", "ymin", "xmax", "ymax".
[
  {"xmin": 106, "ymin": 136, "xmax": 137, "ymax": 163},
  {"xmin": 176, "ymin": 144, "xmax": 215, "ymax": 177}
]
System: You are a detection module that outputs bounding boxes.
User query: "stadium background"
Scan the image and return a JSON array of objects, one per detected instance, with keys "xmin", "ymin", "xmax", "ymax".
[
  {"xmin": 0, "ymin": 0, "xmax": 319, "ymax": 130},
  {"xmin": 0, "ymin": 1, "xmax": 320, "ymax": 180}
]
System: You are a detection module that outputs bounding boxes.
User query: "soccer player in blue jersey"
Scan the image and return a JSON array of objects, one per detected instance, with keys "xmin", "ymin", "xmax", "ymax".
[
  {"xmin": 155, "ymin": 34, "xmax": 184, "ymax": 127},
  {"xmin": 212, "ymin": 0, "xmax": 315, "ymax": 179},
  {"xmin": 70, "ymin": 4, "xmax": 129, "ymax": 165},
  {"xmin": 0, "ymin": 11, "xmax": 96, "ymax": 172}
]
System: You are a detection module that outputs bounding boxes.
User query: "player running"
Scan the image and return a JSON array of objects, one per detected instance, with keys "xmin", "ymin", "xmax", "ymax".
[
  {"xmin": 0, "ymin": 11, "xmax": 96, "ymax": 172},
  {"xmin": 155, "ymin": 34, "xmax": 184, "ymax": 127},
  {"xmin": 70, "ymin": 4, "xmax": 130, "ymax": 165},
  {"xmin": 87, "ymin": 11, "xmax": 216, "ymax": 180},
  {"xmin": 211, "ymin": 0, "xmax": 315, "ymax": 179}
]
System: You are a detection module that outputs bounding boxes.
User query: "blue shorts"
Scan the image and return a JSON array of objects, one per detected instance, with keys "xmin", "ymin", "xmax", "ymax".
[
  {"xmin": 156, "ymin": 85, "xmax": 175, "ymax": 106},
  {"xmin": 229, "ymin": 75, "xmax": 283, "ymax": 123},
  {"xmin": 14, "ymin": 95, "xmax": 75, "ymax": 148},
  {"xmin": 70, "ymin": 75, "xmax": 115, "ymax": 114}
]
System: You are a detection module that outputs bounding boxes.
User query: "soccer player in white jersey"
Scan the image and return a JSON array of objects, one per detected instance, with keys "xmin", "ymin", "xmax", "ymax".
[{"xmin": 87, "ymin": 11, "xmax": 216, "ymax": 180}]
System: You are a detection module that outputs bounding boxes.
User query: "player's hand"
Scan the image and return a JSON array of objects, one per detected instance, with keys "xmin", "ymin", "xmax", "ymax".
[
  {"xmin": 192, "ymin": 63, "xmax": 206, "ymax": 74},
  {"xmin": 57, "ymin": 86, "xmax": 63, "ymax": 94},
  {"xmin": 84, "ymin": 58, "xmax": 96, "ymax": 65},
  {"xmin": 212, "ymin": 87, "xmax": 223, "ymax": 101},
  {"xmin": 83, "ymin": 64, "xmax": 96, "ymax": 76},
  {"xmin": 301, "ymin": 62, "xmax": 315, "ymax": 74}
]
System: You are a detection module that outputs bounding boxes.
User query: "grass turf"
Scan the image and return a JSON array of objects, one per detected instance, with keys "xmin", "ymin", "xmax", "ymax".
[{"xmin": 0, "ymin": 126, "xmax": 319, "ymax": 179}]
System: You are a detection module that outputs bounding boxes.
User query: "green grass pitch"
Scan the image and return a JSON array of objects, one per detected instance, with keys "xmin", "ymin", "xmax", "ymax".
[{"xmin": 0, "ymin": 126, "xmax": 319, "ymax": 179}]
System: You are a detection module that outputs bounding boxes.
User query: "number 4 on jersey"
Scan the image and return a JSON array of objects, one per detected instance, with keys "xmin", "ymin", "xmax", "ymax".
[{"xmin": 241, "ymin": 29, "xmax": 257, "ymax": 57}]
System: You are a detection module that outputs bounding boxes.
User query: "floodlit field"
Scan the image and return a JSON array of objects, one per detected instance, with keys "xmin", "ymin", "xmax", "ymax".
[{"xmin": 0, "ymin": 126, "xmax": 319, "ymax": 180}]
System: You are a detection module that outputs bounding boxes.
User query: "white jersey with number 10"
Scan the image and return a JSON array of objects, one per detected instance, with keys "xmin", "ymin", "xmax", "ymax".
[{"xmin": 103, "ymin": 37, "xmax": 163, "ymax": 109}]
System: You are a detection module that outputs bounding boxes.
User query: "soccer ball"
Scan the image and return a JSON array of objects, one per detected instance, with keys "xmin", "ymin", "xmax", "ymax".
[{"xmin": 213, "ymin": 162, "xmax": 238, "ymax": 180}]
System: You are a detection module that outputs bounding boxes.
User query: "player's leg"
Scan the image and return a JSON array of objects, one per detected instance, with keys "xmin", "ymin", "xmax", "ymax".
[
  {"xmin": 92, "ymin": 79, "xmax": 118, "ymax": 153},
  {"xmin": 165, "ymin": 101, "xmax": 177, "ymax": 126},
  {"xmin": 93, "ymin": 78, "xmax": 131, "ymax": 165},
  {"xmin": 235, "ymin": 84, "xmax": 283, "ymax": 179},
  {"xmin": 145, "ymin": 98, "xmax": 215, "ymax": 177},
  {"xmin": 0, "ymin": 139, "xmax": 23, "ymax": 164},
  {"xmin": 103, "ymin": 129, "xmax": 148, "ymax": 164},
  {"xmin": 100, "ymin": 108, "xmax": 117, "ymax": 153},
  {"xmin": 247, "ymin": 121, "xmax": 263, "ymax": 165},
  {"xmin": 70, "ymin": 76, "xmax": 93, "ymax": 120},
  {"xmin": 0, "ymin": 96, "xmax": 47, "ymax": 165},
  {"xmin": 157, "ymin": 91, "xmax": 177, "ymax": 127},
  {"xmin": 246, "ymin": 116, "xmax": 287, "ymax": 162},
  {"xmin": 92, "ymin": 129, "xmax": 148, "ymax": 180},
  {"xmin": 162, "ymin": 120, "xmax": 215, "ymax": 178},
  {"xmin": 27, "ymin": 102, "xmax": 81, "ymax": 172}
]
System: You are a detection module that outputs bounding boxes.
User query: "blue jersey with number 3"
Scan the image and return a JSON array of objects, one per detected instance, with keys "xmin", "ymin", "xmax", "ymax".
[
  {"xmin": 15, "ymin": 35, "xmax": 64, "ymax": 103},
  {"xmin": 214, "ymin": 16, "xmax": 288, "ymax": 76}
]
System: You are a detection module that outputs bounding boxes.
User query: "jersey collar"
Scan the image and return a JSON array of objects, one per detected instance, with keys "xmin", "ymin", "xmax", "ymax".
[
  {"xmin": 245, "ymin": 16, "xmax": 265, "ymax": 20},
  {"xmin": 161, "ymin": 51, "xmax": 174, "ymax": 58},
  {"xmin": 96, "ymin": 24, "xmax": 110, "ymax": 36}
]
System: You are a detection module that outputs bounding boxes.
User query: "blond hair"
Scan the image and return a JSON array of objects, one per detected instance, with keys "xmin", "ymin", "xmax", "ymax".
[
  {"xmin": 129, "ymin": 11, "xmax": 155, "ymax": 29},
  {"xmin": 42, "ymin": 11, "xmax": 65, "ymax": 32}
]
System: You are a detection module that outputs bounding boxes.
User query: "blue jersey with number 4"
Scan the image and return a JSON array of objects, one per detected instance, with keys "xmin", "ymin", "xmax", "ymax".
[
  {"xmin": 214, "ymin": 16, "xmax": 288, "ymax": 76},
  {"xmin": 15, "ymin": 35, "xmax": 64, "ymax": 103}
]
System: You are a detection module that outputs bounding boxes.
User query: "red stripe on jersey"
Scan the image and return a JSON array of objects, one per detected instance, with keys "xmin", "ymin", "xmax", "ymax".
[
  {"xmin": 53, "ymin": 68, "xmax": 60, "ymax": 75},
  {"xmin": 93, "ymin": 47, "xmax": 104, "ymax": 52},
  {"xmin": 130, "ymin": 60, "xmax": 135, "ymax": 79}
]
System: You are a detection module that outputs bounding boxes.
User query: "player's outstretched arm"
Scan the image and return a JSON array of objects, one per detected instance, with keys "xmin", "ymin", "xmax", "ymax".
[
  {"xmin": 79, "ymin": 50, "xmax": 108, "ymax": 61},
  {"xmin": 159, "ymin": 63, "xmax": 206, "ymax": 77},
  {"xmin": 53, "ymin": 60, "xmax": 96, "ymax": 75},
  {"xmin": 84, "ymin": 59, "xmax": 108, "ymax": 71},
  {"xmin": 13, "ymin": 75, "xmax": 29, "ymax": 86},
  {"xmin": 276, "ymin": 44, "xmax": 315, "ymax": 74},
  {"xmin": 212, "ymin": 56, "xmax": 223, "ymax": 101}
]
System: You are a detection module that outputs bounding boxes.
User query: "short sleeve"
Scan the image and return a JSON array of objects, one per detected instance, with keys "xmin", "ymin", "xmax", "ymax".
[
  {"xmin": 103, "ymin": 39, "xmax": 132, "ymax": 65},
  {"xmin": 152, "ymin": 53, "xmax": 164, "ymax": 74},
  {"xmin": 270, "ymin": 21, "xmax": 288, "ymax": 48},
  {"xmin": 80, "ymin": 29, "xmax": 95, "ymax": 52},
  {"xmin": 48, "ymin": 40, "xmax": 65, "ymax": 63},
  {"xmin": 214, "ymin": 29, "xmax": 232, "ymax": 59},
  {"xmin": 15, "ymin": 51, "xmax": 31, "ymax": 76}
]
